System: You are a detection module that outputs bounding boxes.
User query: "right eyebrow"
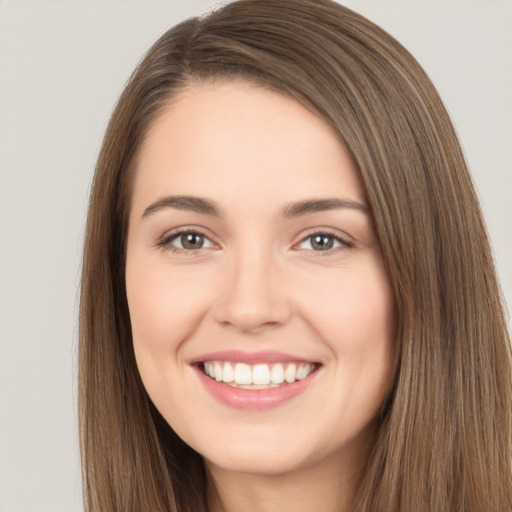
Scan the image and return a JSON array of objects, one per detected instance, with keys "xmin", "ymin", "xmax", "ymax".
[{"xmin": 141, "ymin": 195, "xmax": 223, "ymax": 219}]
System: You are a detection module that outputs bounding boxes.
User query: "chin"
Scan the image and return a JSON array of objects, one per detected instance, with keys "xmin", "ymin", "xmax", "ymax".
[
  {"xmin": 204, "ymin": 448, "xmax": 312, "ymax": 477},
  {"xmin": 196, "ymin": 428, "xmax": 334, "ymax": 478}
]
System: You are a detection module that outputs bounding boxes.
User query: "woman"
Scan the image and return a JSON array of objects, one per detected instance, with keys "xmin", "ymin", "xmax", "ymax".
[{"xmin": 79, "ymin": 0, "xmax": 512, "ymax": 510}]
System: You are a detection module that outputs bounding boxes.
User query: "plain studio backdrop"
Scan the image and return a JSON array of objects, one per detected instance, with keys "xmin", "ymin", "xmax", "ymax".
[{"xmin": 0, "ymin": 1, "xmax": 510, "ymax": 511}]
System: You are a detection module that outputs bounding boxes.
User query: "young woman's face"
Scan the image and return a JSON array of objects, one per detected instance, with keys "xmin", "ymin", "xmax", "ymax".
[{"xmin": 126, "ymin": 80, "xmax": 396, "ymax": 477}]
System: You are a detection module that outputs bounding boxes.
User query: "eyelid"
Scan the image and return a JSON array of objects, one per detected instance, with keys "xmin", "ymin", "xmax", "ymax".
[
  {"xmin": 294, "ymin": 228, "xmax": 355, "ymax": 253},
  {"xmin": 156, "ymin": 226, "xmax": 219, "ymax": 253}
]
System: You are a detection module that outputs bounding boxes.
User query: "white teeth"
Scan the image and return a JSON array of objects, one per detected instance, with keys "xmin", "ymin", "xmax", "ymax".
[
  {"xmin": 234, "ymin": 363, "xmax": 252, "ymax": 385},
  {"xmin": 270, "ymin": 363, "xmax": 285, "ymax": 384},
  {"xmin": 214, "ymin": 361, "xmax": 223, "ymax": 381},
  {"xmin": 223, "ymin": 362, "xmax": 234, "ymax": 383},
  {"xmin": 284, "ymin": 363, "xmax": 297, "ymax": 383},
  {"xmin": 202, "ymin": 361, "xmax": 315, "ymax": 387},
  {"xmin": 252, "ymin": 364, "xmax": 271, "ymax": 385},
  {"xmin": 297, "ymin": 363, "xmax": 310, "ymax": 380}
]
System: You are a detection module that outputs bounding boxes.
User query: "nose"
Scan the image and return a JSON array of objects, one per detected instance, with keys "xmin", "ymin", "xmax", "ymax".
[{"xmin": 212, "ymin": 248, "xmax": 292, "ymax": 333}]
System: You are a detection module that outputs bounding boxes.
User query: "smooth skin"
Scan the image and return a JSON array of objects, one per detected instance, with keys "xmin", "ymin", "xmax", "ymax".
[{"xmin": 125, "ymin": 80, "xmax": 396, "ymax": 512}]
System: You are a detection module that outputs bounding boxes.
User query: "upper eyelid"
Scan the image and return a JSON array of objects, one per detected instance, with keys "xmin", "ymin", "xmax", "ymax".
[
  {"xmin": 292, "ymin": 232, "xmax": 354, "ymax": 259},
  {"xmin": 296, "ymin": 228, "xmax": 354, "ymax": 245},
  {"xmin": 155, "ymin": 230, "xmax": 217, "ymax": 259},
  {"xmin": 159, "ymin": 226, "xmax": 215, "ymax": 243}
]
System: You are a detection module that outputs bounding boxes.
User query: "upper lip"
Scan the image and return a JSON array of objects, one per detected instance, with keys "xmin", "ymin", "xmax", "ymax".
[{"xmin": 189, "ymin": 350, "xmax": 318, "ymax": 365}]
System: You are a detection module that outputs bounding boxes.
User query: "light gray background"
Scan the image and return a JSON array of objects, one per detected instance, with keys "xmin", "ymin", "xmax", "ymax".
[{"xmin": 0, "ymin": 1, "xmax": 510, "ymax": 511}]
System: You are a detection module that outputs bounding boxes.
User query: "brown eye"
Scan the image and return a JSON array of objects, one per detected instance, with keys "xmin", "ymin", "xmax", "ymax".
[
  {"xmin": 298, "ymin": 232, "xmax": 351, "ymax": 252},
  {"xmin": 180, "ymin": 232, "xmax": 205, "ymax": 249},
  {"xmin": 310, "ymin": 234, "xmax": 335, "ymax": 251},
  {"xmin": 163, "ymin": 231, "xmax": 214, "ymax": 251}
]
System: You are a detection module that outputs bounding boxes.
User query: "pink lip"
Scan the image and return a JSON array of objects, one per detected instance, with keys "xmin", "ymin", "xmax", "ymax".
[
  {"xmin": 189, "ymin": 349, "xmax": 316, "ymax": 365},
  {"xmin": 191, "ymin": 352, "xmax": 320, "ymax": 411}
]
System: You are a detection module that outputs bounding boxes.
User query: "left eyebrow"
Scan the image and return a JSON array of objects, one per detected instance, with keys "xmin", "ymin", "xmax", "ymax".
[{"xmin": 282, "ymin": 198, "xmax": 369, "ymax": 218}]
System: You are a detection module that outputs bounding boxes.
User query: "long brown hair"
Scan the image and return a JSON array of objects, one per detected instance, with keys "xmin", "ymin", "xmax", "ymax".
[{"xmin": 79, "ymin": 1, "xmax": 512, "ymax": 510}]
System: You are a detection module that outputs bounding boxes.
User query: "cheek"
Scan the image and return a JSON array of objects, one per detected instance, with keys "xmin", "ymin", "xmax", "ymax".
[
  {"xmin": 303, "ymin": 263, "xmax": 395, "ymax": 347},
  {"xmin": 298, "ymin": 260, "xmax": 396, "ymax": 402},
  {"xmin": 125, "ymin": 258, "xmax": 215, "ymax": 420},
  {"xmin": 125, "ymin": 257, "xmax": 210, "ymax": 361}
]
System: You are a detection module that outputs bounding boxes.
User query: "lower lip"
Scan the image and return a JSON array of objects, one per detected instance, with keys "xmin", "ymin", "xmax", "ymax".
[{"xmin": 194, "ymin": 366, "xmax": 317, "ymax": 411}]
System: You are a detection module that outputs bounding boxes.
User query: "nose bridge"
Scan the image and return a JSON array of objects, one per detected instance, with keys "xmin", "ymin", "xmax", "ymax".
[{"xmin": 213, "ymin": 241, "xmax": 290, "ymax": 332}]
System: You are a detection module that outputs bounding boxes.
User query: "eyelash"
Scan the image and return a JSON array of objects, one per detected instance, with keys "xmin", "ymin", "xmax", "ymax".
[
  {"xmin": 156, "ymin": 228, "xmax": 354, "ymax": 256},
  {"xmin": 297, "ymin": 229, "xmax": 354, "ymax": 255},
  {"xmin": 156, "ymin": 229, "xmax": 215, "ymax": 256}
]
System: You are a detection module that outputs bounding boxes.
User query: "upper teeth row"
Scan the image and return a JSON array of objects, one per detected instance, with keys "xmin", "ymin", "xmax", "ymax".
[{"xmin": 203, "ymin": 361, "xmax": 315, "ymax": 386}]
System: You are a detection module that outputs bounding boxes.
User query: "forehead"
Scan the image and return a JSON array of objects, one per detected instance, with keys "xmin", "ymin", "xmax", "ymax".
[{"xmin": 131, "ymin": 80, "xmax": 364, "ymax": 216}]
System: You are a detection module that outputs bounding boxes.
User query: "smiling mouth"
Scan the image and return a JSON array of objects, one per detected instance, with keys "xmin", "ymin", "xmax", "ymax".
[{"xmin": 200, "ymin": 361, "xmax": 318, "ymax": 389}]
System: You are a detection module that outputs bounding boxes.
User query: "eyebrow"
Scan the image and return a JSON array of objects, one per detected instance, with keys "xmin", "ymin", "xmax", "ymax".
[
  {"xmin": 142, "ymin": 196, "xmax": 222, "ymax": 218},
  {"xmin": 141, "ymin": 195, "xmax": 369, "ymax": 219},
  {"xmin": 282, "ymin": 198, "xmax": 369, "ymax": 217}
]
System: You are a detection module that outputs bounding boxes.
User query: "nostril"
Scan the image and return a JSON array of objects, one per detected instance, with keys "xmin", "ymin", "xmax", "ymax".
[{"xmin": 213, "ymin": 300, "xmax": 292, "ymax": 333}]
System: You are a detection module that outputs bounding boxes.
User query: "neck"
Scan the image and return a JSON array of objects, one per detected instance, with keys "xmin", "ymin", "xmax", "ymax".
[{"xmin": 205, "ymin": 449, "xmax": 367, "ymax": 512}]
